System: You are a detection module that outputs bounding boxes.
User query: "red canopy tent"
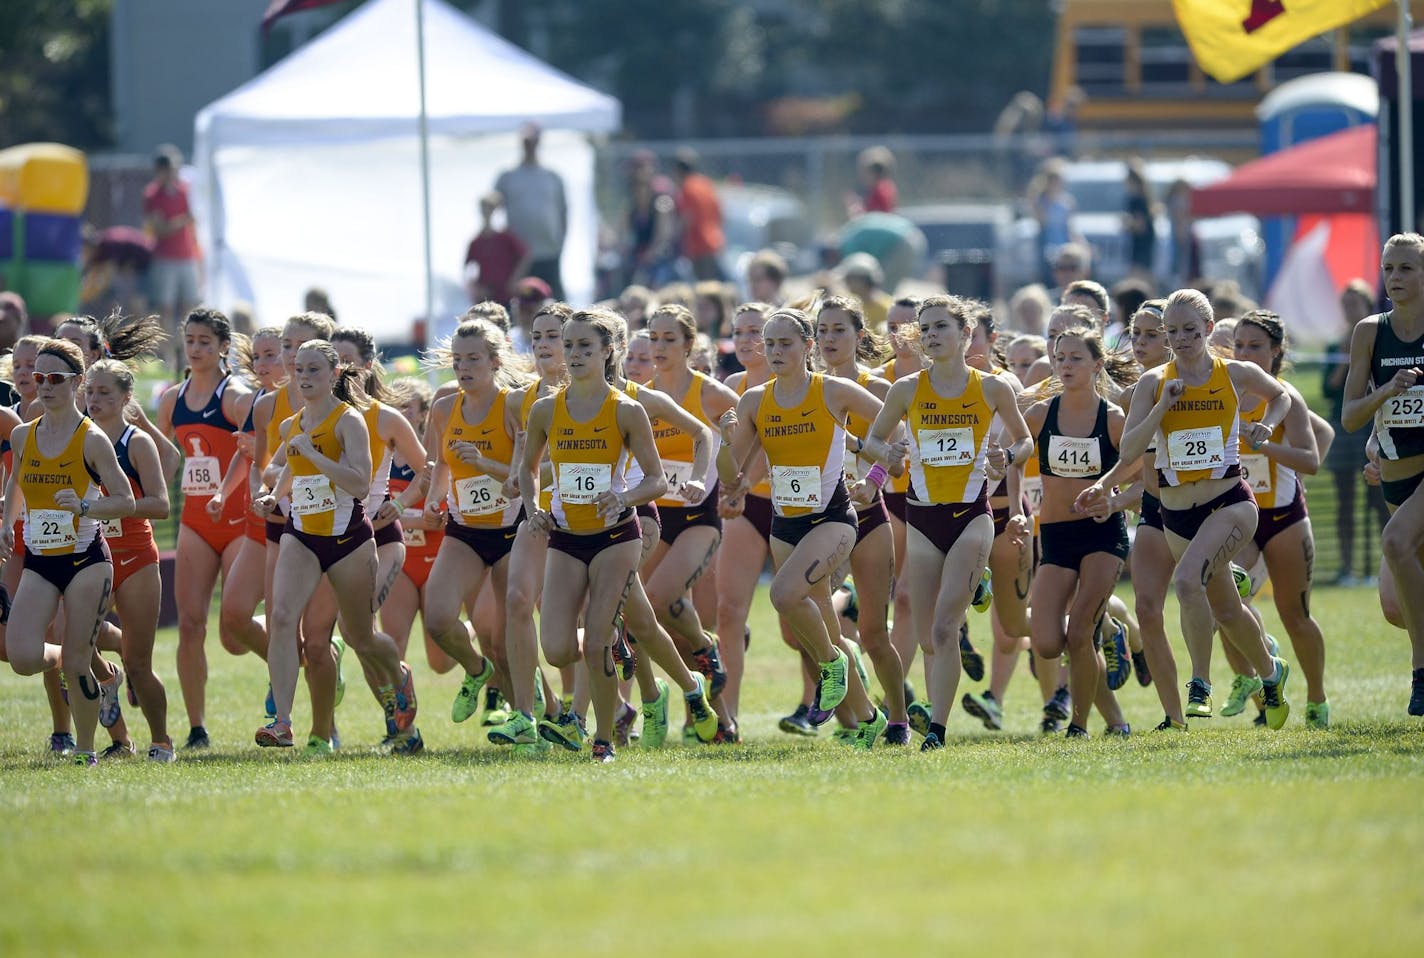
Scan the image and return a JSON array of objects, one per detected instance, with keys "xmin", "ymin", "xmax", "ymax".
[{"xmin": 1190, "ymin": 124, "xmax": 1376, "ymax": 217}]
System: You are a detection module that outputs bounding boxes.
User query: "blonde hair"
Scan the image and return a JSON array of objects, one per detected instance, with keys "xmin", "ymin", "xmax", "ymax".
[{"xmin": 424, "ymin": 317, "xmax": 528, "ymax": 389}]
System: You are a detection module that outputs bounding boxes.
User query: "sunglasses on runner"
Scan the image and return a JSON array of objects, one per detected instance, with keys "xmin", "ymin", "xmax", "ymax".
[{"xmin": 33, "ymin": 371, "xmax": 79, "ymax": 386}]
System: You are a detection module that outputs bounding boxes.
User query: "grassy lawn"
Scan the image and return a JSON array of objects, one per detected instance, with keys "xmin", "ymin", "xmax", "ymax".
[{"xmin": 1, "ymin": 579, "xmax": 1421, "ymax": 956}]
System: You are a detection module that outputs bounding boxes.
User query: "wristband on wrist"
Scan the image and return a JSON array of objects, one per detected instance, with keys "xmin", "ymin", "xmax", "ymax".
[
  {"xmin": 1005, "ymin": 446, "xmax": 1015, "ymax": 465},
  {"xmin": 866, "ymin": 463, "xmax": 889, "ymax": 488}
]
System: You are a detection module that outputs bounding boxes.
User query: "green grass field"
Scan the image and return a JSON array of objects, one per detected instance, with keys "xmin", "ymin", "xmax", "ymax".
[{"xmin": 1, "ymin": 581, "xmax": 1422, "ymax": 956}]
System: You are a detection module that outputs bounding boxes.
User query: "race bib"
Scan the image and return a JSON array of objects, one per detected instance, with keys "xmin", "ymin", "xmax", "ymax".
[
  {"xmin": 1166, "ymin": 427, "xmax": 1224, "ymax": 471},
  {"xmin": 918, "ymin": 427, "xmax": 975, "ymax": 468},
  {"xmin": 291, "ymin": 474, "xmax": 337, "ymax": 517},
  {"xmin": 661, "ymin": 460, "xmax": 695, "ymax": 504},
  {"xmin": 1240, "ymin": 453, "xmax": 1272, "ymax": 494},
  {"xmin": 1048, "ymin": 435, "xmax": 1101, "ymax": 478},
  {"xmin": 771, "ymin": 465, "xmax": 821, "ymax": 509},
  {"xmin": 558, "ymin": 463, "xmax": 611, "ymax": 505},
  {"xmin": 1381, "ymin": 385, "xmax": 1424, "ymax": 429},
  {"xmin": 102, "ymin": 517, "xmax": 124, "ymax": 540},
  {"xmin": 181, "ymin": 455, "xmax": 222, "ymax": 496},
  {"xmin": 403, "ymin": 526, "xmax": 426, "ymax": 547},
  {"xmin": 1021, "ymin": 475, "xmax": 1043, "ymax": 516},
  {"xmin": 400, "ymin": 508, "xmax": 427, "ymax": 547},
  {"xmin": 30, "ymin": 509, "xmax": 77, "ymax": 551},
  {"xmin": 455, "ymin": 475, "xmax": 508, "ymax": 517}
]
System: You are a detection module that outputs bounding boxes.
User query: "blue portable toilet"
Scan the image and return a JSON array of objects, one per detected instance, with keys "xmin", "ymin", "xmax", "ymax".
[{"xmin": 1256, "ymin": 73, "xmax": 1378, "ymax": 289}]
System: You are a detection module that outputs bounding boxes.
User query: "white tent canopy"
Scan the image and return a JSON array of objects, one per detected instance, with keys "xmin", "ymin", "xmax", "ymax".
[{"xmin": 194, "ymin": 0, "xmax": 620, "ymax": 342}]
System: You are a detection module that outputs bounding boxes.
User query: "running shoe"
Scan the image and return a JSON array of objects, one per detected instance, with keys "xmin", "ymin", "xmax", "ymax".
[
  {"xmin": 184, "ymin": 726, "xmax": 210, "ymax": 750},
  {"xmin": 303, "ymin": 734, "xmax": 333, "ymax": 757},
  {"xmin": 389, "ymin": 728, "xmax": 425, "ymax": 755},
  {"xmin": 1154, "ymin": 715, "xmax": 1187, "ymax": 732},
  {"xmin": 1103, "ymin": 724, "xmax": 1131, "ymax": 738},
  {"xmin": 1044, "ymin": 685, "xmax": 1071, "ymax": 722},
  {"xmin": 591, "ymin": 740, "xmax": 616, "ymax": 764},
  {"xmin": 686, "ymin": 674, "xmax": 718, "ymax": 743},
  {"xmin": 848, "ymin": 641, "xmax": 871, "ymax": 692},
  {"xmin": 391, "ymin": 663, "xmax": 418, "ymax": 732},
  {"xmin": 961, "ymin": 690, "xmax": 1004, "ymax": 731},
  {"xmin": 778, "ymin": 703, "xmax": 817, "ymax": 737},
  {"xmin": 452, "ymin": 657, "xmax": 494, "ymax": 724},
  {"xmin": 1221, "ymin": 673, "xmax": 1263, "ymax": 717},
  {"xmin": 98, "ymin": 666, "xmax": 124, "ymax": 729},
  {"xmin": 1185, "ymin": 678, "xmax": 1213, "ymax": 719},
  {"xmin": 960, "ymin": 623, "xmax": 985, "ymax": 682},
  {"xmin": 883, "ymin": 722, "xmax": 911, "ymax": 746},
  {"xmin": 1039, "ymin": 715, "xmax": 1062, "ymax": 735},
  {"xmin": 920, "ymin": 731, "xmax": 945, "ymax": 751},
  {"xmin": 538, "ymin": 712, "xmax": 586, "ymax": 752},
  {"xmin": 1261, "ymin": 657, "xmax": 1291, "ymax": 730},
  {"xmin": 1304, "ymin": 700, "xmax": 1330, "ymax": 729},
  {"xmin": 332, "ymin": 635, "xmax": 347, "ymax": 708},
  {"xmin": 513, "ymin": 739, "xmax": 553, "ymax": 758},
  {"xmin": 907, "ymin": 700, "xmax": 933, "ymax": 738},
  {"xmin": 852, "ymin": 708, "xmax": 888, "ymax": 751},
  {"xmin": 681, "ymin": 724, "xmax": 698, "ymax": 745},
  {"xmin": 1102, "ymin": 618, "xmax": 1131, "ymax": 691},
  {"xmin": 691, "ymin": 636, "xmax": 727, "ymax": 698},
  {"xmin": 99, "ymin": 740, "xmax": 135, "ymax": 760},
  {"xmin": 73, "ymin": 751, "xmax": 98, "ymax": 768},
  {"xmin": 832, "ymin": 726, "xmax": 857, "ymax": 745},
  {"xmin": 712, "ymin": 723, "xmax": 741, "ymax": 745},
  {"xmin": 264, "ymin": 684, "xmax": 277, "ymax": 722},
  {"xmin": 1132, "ymin": 649, "xmax": 1152, "ymax": 687},
  {"xmin": 1411, "ymin": 668, "xmax": 1424, "ymax": 716},
  {"xmin": 255, "ymin": 720, "xmax": 294, "ymax": 748},
  {"xmin": 48, "ymin": 732, "xmax": 76, "ymax": 757},
  {"xmin": 482, "ymin": 689, "xmax": 513, "ymax": 728},
  {"xmin": 640, "ymin": 679, "xmax": 670, "ymax": 748},
  {"xmin": 611, "ymin": 614, "xmax": 635, "ymax": 681},
  {"xmin": 840, "ymin": 582, "xmax": 860, "ymax": 623},
  {"xmin": 613, "ymin": 701, "xmax": 638, "ymax": 746},
  {"xmin": 971, "ymin": 567, "xmax": 993, "ymax": 613},
  {"xmin": 1065, "ymin": 723, "xmax": 1090, "ymax": 739},
  {"xmin": 1230, "ymin": 563, "xmax": 1252, "ymax": 598},
  {"xmin": 488, "ymin": 711, "xmax": 538, "ymax": 746},
  {"xmin": 813, "ymin": 649, "xmax": 850, "ymax": 716},
  {"xmin": 147, "ymin": 742, "xmax": 176, "ymax": 763}
]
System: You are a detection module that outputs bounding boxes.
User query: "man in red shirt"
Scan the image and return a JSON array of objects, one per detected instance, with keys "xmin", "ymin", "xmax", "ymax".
[
  {"xmin": 143, "ymin": 145, "xmax": 201, "ymax": 349},
  {"xmin": 673, "ymin": 148, "xmax": 725, "ymax": 281},
  {"xmin": 463, "ymin": 191, "xmax": 530, "ymax": 307},
  {"xmin": 846, "ymin": 146, "xmax": 897, "ymax": 216}
]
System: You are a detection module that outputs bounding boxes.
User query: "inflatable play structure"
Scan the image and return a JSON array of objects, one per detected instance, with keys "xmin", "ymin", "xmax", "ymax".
[{"xmin": 0, "ymin": 143, "xmax": 87, "ymax": 316}]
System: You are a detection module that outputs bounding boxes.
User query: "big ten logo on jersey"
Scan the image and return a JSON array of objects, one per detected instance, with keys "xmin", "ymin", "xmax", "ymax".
[
  {"xmin": 765, "ymin": 414, "xmax": 782, "ymax": 424},
  {"xmin": 922, "ymin": 402, "xmax": 937, "ymax": 410},
  {"xmin": 561, "ymin": 428, "xmax": 576, "ymax": 437}
]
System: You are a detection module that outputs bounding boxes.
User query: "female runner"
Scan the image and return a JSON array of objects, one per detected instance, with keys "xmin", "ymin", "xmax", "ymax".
[
  {"xmin": 721, "ymin": 306, "xmax": 890, "ymax": 749},
  {"xmin": 156, "ymin": 307, "xmax": 263, "ymax": 749},
  {"xmin": 1227, "ymin": 309, "xmax": 1329, "ymax": 727},
  {"xmin": 252, "ymin": 339, "xmax": 420, "ymax": 752},
  {"xmin": 1024, "ymin": 325, "xmax": 1135, "ymax": 737},
  {"xmin": 816, "ymin": 295, "xmax": 910, "ymax": 741},
  {"xmin": 861, "ymin": 296, "xmax": 1032, "ymax": 750},
  {"xmin": 1077, "ymin": 288, "xmax": 1293, "ymax": 728},
  {"xmin": 86, "ymin": 358, "xmax": 175, "ymax": 760},
  {"xmin": 2, "ymin": 339, "xmax": 135, "ymax": 766}
]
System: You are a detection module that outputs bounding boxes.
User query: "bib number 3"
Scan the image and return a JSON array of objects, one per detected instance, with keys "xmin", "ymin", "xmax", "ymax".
[{"xmin": 291, "ymin": 475, "xmax": 337, "ymax": 517}]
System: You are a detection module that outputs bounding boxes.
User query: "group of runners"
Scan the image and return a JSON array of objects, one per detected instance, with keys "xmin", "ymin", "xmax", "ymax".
[{"xmin": 6, "ymin": 232, "xmax": 1424, "ymax": 765}]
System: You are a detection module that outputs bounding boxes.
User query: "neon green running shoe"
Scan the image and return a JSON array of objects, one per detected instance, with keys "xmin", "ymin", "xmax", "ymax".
[
  {"xmin": 852, "ymin": 708, "xmax": 888, "ymax": 751},
  {"xmin": 1221, "ymin": 673, "xmax": 1263, "ymax": 717},
  {"xmin": 972, "ymin": 567, "xmax": 993, "ymax": 613},
  {"xmin": 488, "ymin": 710, "xmax": 538, "ymax": 746},
  {"xmin": 1185, "ymin": 678, "xmax": 1213, "ymax": 719},
  {"xmin": 681, "ymin": 724, "xmax": 698, "ymax": 745},
  {"xmin": 451, "ymin": 656, "xmax": 495, "ymax": 724},
  {"xmin": 813, "ymin": 650, "xmax": 850, "ymax": 715},
  {"xmin": 685, "ymin": 674, "xmax": 718, "ymax": 743},
  {"xmin": 538, "ymin": 711, "xmax": 586, "ymax": 752},
  {"xmin": 832, "ymin": 726, "xmax": 857, "ymax": 745},
  {"xmin": 332, "ymin": 635, "xmax": 346, "ymax": 708},
  {"xmin": 1304, "ymin": 700, "xmax": 1330, "ymax": 729},
  {"xmin": 641, "ymin": 679, "xmax": 670, "ymax": 748},
  {"xmin": 1262, "ymin": 657, "xmax": 1291, "ymax": 730},
  {"xmin": 303, "ymin": 734, "xmax": 333, "ymax": 757},
  {"xmin": 1230, "ymin": 563, "xmax": 1252, "ymax": 599}
]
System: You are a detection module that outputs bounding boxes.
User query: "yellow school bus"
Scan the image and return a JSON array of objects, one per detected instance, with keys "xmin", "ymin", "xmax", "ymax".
[{"xmin": 1051, "ymin": 0, "xmax": 1420, "ymax": 127}]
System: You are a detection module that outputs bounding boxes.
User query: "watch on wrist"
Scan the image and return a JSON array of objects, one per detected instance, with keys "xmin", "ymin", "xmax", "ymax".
[{"xmin": 80, "ymin": 498, "xmax": 90, "ymax": 516}]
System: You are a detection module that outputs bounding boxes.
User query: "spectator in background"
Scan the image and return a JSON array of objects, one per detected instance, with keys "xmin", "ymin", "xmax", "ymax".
[
  {"xmin": 1110, "ymin": 277, "xmax": 1153, "ymax": 348},
  {"xmin": 1029, "ymin": 159, "xmax": 1077, "ymax": 283},
  {"xmin": 1325, "ymin": 279, "xmax": 1390, "ymax": 584},
  {"xmin": 1008, "ymin": 282, "xmax": 1052, "ymax": 336},
  {"xmin": 1043, "ymin": 86, "xmax": 1084, "ymax": 158},
  {"xmin": 464, "ymin": 190, "xmax": 530, "ymax": 307},
  {"xmin": 1060, "ymin": 279, "xmax": 1109, "ymax": 330},
  {"xmin": 79, "ymin": 224, "xmax": 153, "ymax": 319},
  {"xmin": 1165, "ymin": 179, "xmax": 1200, "ymax": 287},
  {"xmin": 839, "ymin": 252, "xmax": 891, "ymax": 333},
  {"xmin": 1047, "ymin": 241, "xmax": 1091, "ymax": 301},
  {"xmin": 694, "ymin": 280, "xmax": 740, "ymax": 378},
  {"xmin": 143, "ymin": 145, "xmax": 201, "ymax": 353},
  {"xmin": 847, "ymin": 146, "xmax": 897, "ymax": 217},
  {"xmin": 746, "ymin": 248, "xmax": 788, "ymax": 306},
  {"xmin": 624, "ymin": 150, "xmax": 678, "ymax": 289},
  {"xmin": 672, "ymin": 148, "xmax": 725, "ymax": 281},
  {"xmin": 993, "ymin": 90, "xmax": 1047, "ymax": 194},
  {"xmin": 496, "ymin": 122, "xmax": 568, "ymax": 299},
  {"xmin": 0, "ymin": 290, "xmax": 28, "ymax": 354},
  {"xmin": 229, "ymin": 301, "xmax": 255, "ymax": 338},
  {"xmin": 508, "ymin": 276, "xmax": 552, "ymax": 354},
  {"xmin": 1124, "ymin": 159, "xmax": 1158, "ymax": 279},
  {"xmin": 618, "ymin": 285, "xmax": 655, "ymax": 329},
  {"xmin": 1207, "ymin": 280, "xmax": 1256, "ymax": 321},
  {"xmin": 304, "ymin": 287, "xmax": 336, "ymax": 321}
]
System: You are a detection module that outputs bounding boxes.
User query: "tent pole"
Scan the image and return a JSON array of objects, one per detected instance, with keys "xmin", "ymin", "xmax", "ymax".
[
  {"xmin": 416, "ymin": 0, "xmax": 435, "ymax": 347},
  {"xmin": 1400, "ymin": 0, "xmax": 1415, "ymax": 234}
]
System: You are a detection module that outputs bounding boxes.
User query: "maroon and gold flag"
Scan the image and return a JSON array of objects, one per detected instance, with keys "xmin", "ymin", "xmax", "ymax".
[
  {"xmin": 1173, "ymin": 0, "xmax": 1391, "ymax": 83},
  {"xmin": 262, "ymin": 0, "xmax": 348, "ymax": 35}
]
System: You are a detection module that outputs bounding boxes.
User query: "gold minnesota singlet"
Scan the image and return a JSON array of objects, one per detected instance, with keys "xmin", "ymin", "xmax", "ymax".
[
  {"xmin": 1153, "ymin": 356, "xmax": 1240, "ymax": 487},
  {"xmin": 1238, "ymin": 393, "xmax": 1296, "ymax": 508},
  {"xmin": 906, "ymin": 368, "xmax": 993, "ymax": 504},
  {"xmin": 734, "ymin": 376, "xmax": 773, "ymax": 499},
  {"xmin": 281, "ymin": 404, "xmax": 361, "ymax": 536},
  {"xmin": 444, "ymin": 389, "xmax": 520, "ymax": 528},
  {"xmin": 548, "ymin": 386, "xmax": 630, "ymax": 533},
  {"xmin": 17, "ymin": 419, "xmax": 101, "ymax": 556},
  {"xmin": 651, "ymin": 371, "xmax": 720, "ymax": 506},
  {"xmin": 754, "ymin": 373, "xmax": 844, "ymax": 518}
]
